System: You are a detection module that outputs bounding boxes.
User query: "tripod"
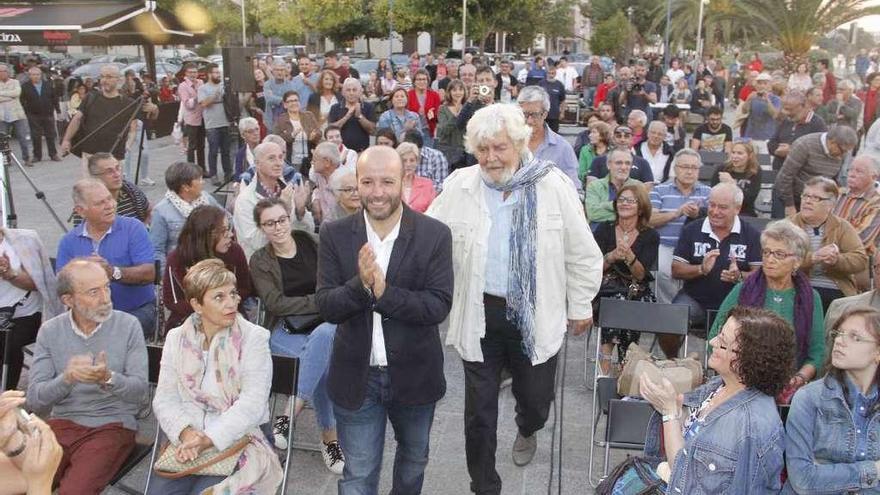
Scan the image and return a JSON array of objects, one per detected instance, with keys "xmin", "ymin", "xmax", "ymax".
[{"xmin": 0, "ymin": 132, "xmax": 67, "ymax": 233}]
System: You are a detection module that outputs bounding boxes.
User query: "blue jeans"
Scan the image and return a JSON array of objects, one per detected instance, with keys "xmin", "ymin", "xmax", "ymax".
[
  {"xmin": 0, "ymin": 119, "xmax": 31, "ymax": 160},
  {"xmin": 583, "ymin": 86, "xmax": 597, "ymax": 108},
  {"xmin": 125, "ymin": 300, "xmax": 156, "ymax": 340},
  {"xmin": 269, "ymin": 322, "xmax": 336, "ymax": 430},
  {"xmin": 334, "ymin": 368, "xmax": 436, "ymax": 495},
  {"xmin": 123, "ymin": 119, "xmax": 150, "ymax": 181},
  {"xmin": 206, "ymin": 126, "xmax": 232, "ymax": 179}
]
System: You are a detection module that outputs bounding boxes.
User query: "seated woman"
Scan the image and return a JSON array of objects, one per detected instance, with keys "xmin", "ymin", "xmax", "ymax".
[
  {"xmin": 784, "ymin": 306, "xmax": 880, "ymax": 494},
  {"xmin": 150, "ymin": 161, "xmax": 222, "ymax": 267},
  {"xmin": 578, "ymin": 121, "xmax": 611, "ymax": 186},
  {"xmin": 234, "ymin": 117, "xmax": 262, "ymax": 178},
  {"xmin": 641, "ymin": 306, "xmax": 795, "ymax": 493},
  {"xmin": 329, "ymin": 168, "xmax": 360, "ymax": 219},
  {"xmin": 0, "ymin": 228, "xmax": 62, "ymax": 391},
  {"xmin": 593, "ymin": 183, "xmax": 659, "ymax": 375},
  {"xmin": 149, "ymin": 259, "xmax": 282, "ymax": 495},
  {"xmin": 396, "ymin": 142, "xmax": 436, "ymax": 213},
  {"xmin": 248, "ymin": 197, "xmax": 344, "ymax": 474},
  {"xmin": 710, "ymin": 140, "xmax": 760, "ymax": 216},
  {"xmin": 163, "ymin": 205, "xmax": 252, "ymax": 333},
  {"xmin": 709, "ymin": 219, "xmax": 824, "ymax": 400},
  {"xmin": 790, "ymin": 177, "xmax": 869, "ymax": 311}
]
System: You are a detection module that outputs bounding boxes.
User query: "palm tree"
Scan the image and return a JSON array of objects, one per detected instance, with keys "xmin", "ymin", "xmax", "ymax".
[
  {"xmin": 650, "ymin": 0, "xmax": 757, "ymax": 57},
  {"xmin": 739, "ymin": 0, "xmax": 880, "ymax": 72}
]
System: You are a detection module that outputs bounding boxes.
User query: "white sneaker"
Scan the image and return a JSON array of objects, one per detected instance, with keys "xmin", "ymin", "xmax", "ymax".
[
  {"xmin": 322, "ymin": 440, "xmax": 345, "ymax": 475},
  {"xmin": 140, "ymin": 177, "xmax": 156, "ymax": 186},
  {"xmin": 272, "ymin": 416, "xmax": 290, "ymax": 450}
]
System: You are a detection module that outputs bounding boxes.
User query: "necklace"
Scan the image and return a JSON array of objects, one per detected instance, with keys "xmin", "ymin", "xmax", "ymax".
[{"xmin": 617, "ymin": 224, "xmax": 637, "ymax": 244}]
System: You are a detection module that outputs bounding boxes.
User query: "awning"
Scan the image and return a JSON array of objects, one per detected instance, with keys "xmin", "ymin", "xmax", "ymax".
[{"xmin": 0, "ymin": 0, "xmax": 206, "ymax": 47}]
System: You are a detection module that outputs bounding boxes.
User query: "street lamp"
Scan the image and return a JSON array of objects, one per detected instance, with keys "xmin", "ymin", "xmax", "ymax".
[
  {"xmin": 462, "ymin": 0, "xmax": 467, "ymax": 50},
  {"xmin": 695, "ymin": 0, "xmax": 709, "ymax": 63}
]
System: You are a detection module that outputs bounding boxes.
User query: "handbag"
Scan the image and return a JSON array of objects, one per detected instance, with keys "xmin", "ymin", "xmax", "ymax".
[
  {"xmin": 282, "ymin": 313, "xmax": 323, "ymax": 335},
  {"xmin": 617, "ymin": 343, "xmax": 702, "ymax": 398},
  {"xmin": 597, "ymin": 456, "xmax": 667, "ymax": 495},
  {"xmin": 154, "ymin": 436, "xmax": 250, "ymax": 479}
]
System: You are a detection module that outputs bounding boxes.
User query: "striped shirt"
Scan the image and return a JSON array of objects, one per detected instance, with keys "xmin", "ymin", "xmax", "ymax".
[
  {"xmin": 650, "ymin": 180, "xmax": 712, "ymax": 247},
  {"xmin": 774, "ymin": 132, "xmax": 845, "ymax": 207},
  {"xmin": 834, "ymin": 188, "xmax": 880, "ymax": 254},
  {"xmin": 806, "ymin": 225, "xmax": 837, "ymax": 289}
]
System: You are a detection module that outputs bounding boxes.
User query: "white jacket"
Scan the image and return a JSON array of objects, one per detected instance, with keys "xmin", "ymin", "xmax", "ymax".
[
  {"xmin": 152, "ymin": 315, "xmax": 272, "ymax": 450},
  {"xmin": 233, "ymin": 177, "xmax": 315, "ymax": 260},
  {"xmin": 427, "ymin": 165, "xmax": 603, "ymax": 365}
]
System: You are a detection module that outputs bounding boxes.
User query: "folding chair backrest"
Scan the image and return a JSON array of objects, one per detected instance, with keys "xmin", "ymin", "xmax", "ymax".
[
  {"xmin": 698, "ymin": 150, "xmax": 726, "ymax": 166},
  {"xmin": 606, "ymin": 399, "xmax": 654, "ymax": 446},
  {"xmin": 597, "ymin": 299, "xmax": 689, "ymax": 336},
  {"xmin": 698, "ymin": 164, "xmax": 718, "ymax": 183},
  {"xmin": 271, "ymin": 354, "xmax": 299, "ymax": 396},
  {"xmin": 757, "ymin": 153, "xmax": 772, "ymax": 167},
  {"xmin": 596, "ymin": 376, "xmax": 618, "ymax": 415},
  {"xmin": 759, "ymin": 168, "xmax": 777, "ymax": 185},
  {"xmin": 146, "ymin": 344, "xmax": 163, "ymax": 385},
  {"xmin": 741, "ymin": 216, "xmax": 771, "ymax": 233}
]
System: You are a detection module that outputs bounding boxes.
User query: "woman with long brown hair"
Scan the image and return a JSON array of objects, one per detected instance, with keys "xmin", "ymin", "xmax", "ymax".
[
  {"xmin": 435, "ymin": 79, "xmax": 467, "ymax": 169},
  {"xmin": 711, "ymin": 140, "xmax": 760, "ymax": 216},
  {"xmin": 163, "ymin": 205, "xmax": 252, "ymax": 333},
  {"xmin": 307, "ymin": 69, "xmax": 342, "ymax": 127}
]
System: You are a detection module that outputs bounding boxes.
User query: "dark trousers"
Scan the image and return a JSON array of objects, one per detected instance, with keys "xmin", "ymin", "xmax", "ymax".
[
  {"xmin": 206, "ymin": 126, "xmax": 232, "ymax": 180},
  {"xmin": 184, "ymin": 123, "xmax": 206, "ymax": 169},
  {"xmin": 815, "ymin": 286, "xmax": 844, "ymax": 313},
  {"xmin": 0, "ymin": 312, "xmax": 41, "ymax": 390},
  {"xmin": 28, "ymin": 115, "xmax": 57, "ymax": 160},
  {"xmin": 546, "ymin": 118, "xmax": 560, "ymax": 133},
  {"xmin": 463, "ymin": 295, "xmax": 558, "ymax": 495},
  {"xmin": 49, "ymin": 419, "xmax": 135, "ymax": 495}
]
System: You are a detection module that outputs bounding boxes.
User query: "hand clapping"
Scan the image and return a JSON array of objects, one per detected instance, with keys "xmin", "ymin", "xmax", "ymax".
[{"xmin": 358, "ymin": 243, "xmax": 387, "ymax": 299}]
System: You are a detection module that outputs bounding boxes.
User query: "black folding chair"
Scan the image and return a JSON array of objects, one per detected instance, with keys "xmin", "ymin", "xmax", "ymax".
[
  {"xmin": 698, "ymin": 163, "xmax": 719, "ymax": 183},
  {"xmin": 698, "ymin": 150, "xmax": 726, "ymax": 166},
  {"xmin": 741, "ymin": 215, "xmax": 771, "ymax": 233},
  {"xmin": 110, "ymin": 344, "xmax": 163, "ymax": 495},
  {"xmin": 602, "ymin": 399, "xmax": 656, "ymax": 475},
  {"xmin": 0, "ymin": 327, "xmax": 10, "ymax": 391},
  {"xmin": 588, "ymin": 299, "xmax": 690, "ymax": 486},
  {"xmin": 758, "ymin": 153, "xmax": 773, "ymax": 167}
]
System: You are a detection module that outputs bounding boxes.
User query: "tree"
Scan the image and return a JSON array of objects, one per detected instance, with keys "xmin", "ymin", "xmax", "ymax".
[
  {"xmin": 649, "ymin": 0, "xmax": 758, "ymax": 58},
  {"xmin": 589, "ymin": 10, "xmax": 633, "ymax": 61},
  {"xmin": 739, "ymin": 0, "xmax": 880, "ymax": 72}
]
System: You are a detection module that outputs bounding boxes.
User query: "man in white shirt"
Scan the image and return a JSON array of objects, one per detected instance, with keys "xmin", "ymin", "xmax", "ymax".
[
  {"xmin": 316, "ymin": 146, "xmax": 454, "ymax": 495},
  {"xmin": 555, "ymin": 56, "xmax": 580, "ymax": 93},
  {"xmin": 636, "ymin": 121, "xmax": 674, "ymax": 184},
  {"xmin": 428, "ymin": 104, "xmax": 602, "ymax": 493}
]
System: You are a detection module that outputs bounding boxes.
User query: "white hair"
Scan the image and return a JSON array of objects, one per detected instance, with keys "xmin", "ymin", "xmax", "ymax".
[
  {"xmin": 261, "ymin": 134, "xmax": 286, "ymax": 149},
  {"xmin": 329, "ymin": 167, "xmax": 356, "ymax": 194},
  {"xmin": 239, "ymin": 117, "xmax": 259, "ymax": 134},
  {"xmin": 465, "ymin": 103, "xmax": 532, "ymax": 156},
  {"xmin": 342, "ymin": 77, "xmax": 362, "ymax": 89},
  {"xmin": 711, "ymin": 182, "xmax": 744, "ymax": 206},
  {"xmin": 854, "ymin": 153, "xmax": 880, "ymax": 177},
  {"xmin": 313, "ymin": 141, "xmax": 340, "ymax": 164},
  {"xmin": 647, "ymin": 120, "xmax": 666, "ymax": 133},
  {"xmin": 254, "ymin": 141, "xmax": 281, "ymax": 162},
  {"xmin": 628, "ymin": 110, "xmax": 648, "ymax": 127},
  {"xmin": 517, "ymin": 85, "xmax": 551, "ymax": 113}
]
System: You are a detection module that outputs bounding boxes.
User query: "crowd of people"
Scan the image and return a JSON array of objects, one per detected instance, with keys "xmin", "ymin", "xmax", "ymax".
[{"xmin": 3, "ymin": 45, "xmax": 880, "ymax": 494}]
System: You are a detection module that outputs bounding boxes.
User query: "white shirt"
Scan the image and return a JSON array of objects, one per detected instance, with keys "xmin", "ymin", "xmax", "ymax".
[
  {"xmin": 0, "ymin": 238, "xmax": 40, "ymax": 317},
  {"xmin": 364, "ymin": 210, "xmax": 402, "ymax": 366},
  {"xmin": 639, "ymin": 142, "xmax": 670, "ymax": 184},
  {"xmin": 557, "ymin": 65, "xmax": 579, "ymax": 92},
  {"xmin": 68, "ymin": 311, "xmax": 104, "ymax": 340},
  {"xmin": 666, "ymin": 68, "xmax": 685, "ymax": 85}
]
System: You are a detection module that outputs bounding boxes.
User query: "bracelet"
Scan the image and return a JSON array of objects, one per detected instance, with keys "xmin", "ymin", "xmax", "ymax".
[{"xmin": 661, "ymin": 413, "xmax": 681, "ymax": 423}]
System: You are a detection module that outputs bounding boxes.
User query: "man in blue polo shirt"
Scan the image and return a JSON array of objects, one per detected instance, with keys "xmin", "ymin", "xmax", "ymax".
[
  {"xmin": 57, "ymin": 179, "xmax": 156, "ymax": 338},
  {"xmin": 587, "ymin": 125, "xmax": 654, "ymax": 185},
  {"xmin": 649, "ymin": 149, "xmax": 712, "ymax": 304},
  {"xmin": 659, "ymin": 182, "xmax": 762, "ymax": 358}
]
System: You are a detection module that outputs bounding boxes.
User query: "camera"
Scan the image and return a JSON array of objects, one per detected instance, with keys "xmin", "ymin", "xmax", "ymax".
[{"xmin": 478, "ymin": 85, "xmax": 492, "ymax": 97}]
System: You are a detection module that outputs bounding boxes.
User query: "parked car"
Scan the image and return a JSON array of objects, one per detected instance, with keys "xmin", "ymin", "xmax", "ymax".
[
  {"xmin": 72, "ymin": 62, "xmax": 126, "ymax": 81},
  {"xmin": 89, "ymin": 54, "xmax": 142, "ymax": 65},
  {"xmin": 390, "ymin": 53, "xmax": 410, "ymax": 70},
  {"xmin": 123, "ymin": 62, "xmax": 181, "ymax": 83},
  {"xmin": 353, "ymin": 58, "xmax": 380, "ymax": 85},
  {"xmin": 274, "ymin": 45, "xmax": 306, "ymax": 58},
  {"xmin": 157, "ymin": 48, "xmax": 198, "ymax": 60}
]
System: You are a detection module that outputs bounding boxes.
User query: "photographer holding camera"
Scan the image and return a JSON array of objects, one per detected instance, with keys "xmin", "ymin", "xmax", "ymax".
[
  {"xmin": 456, "ymin": 66, "xmax": 497, "ymax": 132},
  {"xmin": 616, "ymin": 61, "xmax": 657, "ymax": 122}
]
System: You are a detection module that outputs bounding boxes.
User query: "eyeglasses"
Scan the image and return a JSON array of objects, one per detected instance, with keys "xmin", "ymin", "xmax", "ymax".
[
  {"xmin": 801, "ymin": 193, "xmax": 832, "ymax": 203},
  {"xmin": 522, "ymin": 111, "xmax": 545, "ymax": 120},
  {"xmin": 614, "ymin": 132, "xmax": 632, "ymax": 137},
  {"xmin": 260, "ymin": 215, "xmax": 290, "ymax": 229},
  {"xmin": 616, "ymin": 197, "xmax": 638, "ymax": 205},
  {"xmin": 675, "ymin": 165, "xmax": 699, "ymax": 171},
  {"xmin": 92, "ymin": 165, "xmax": 122, "ymax": 177},
  {"xmin": 335, "ymin": 187, "xmax": 357, "ymax": 195},
  {"xmin": 761, "ymin": 249, "xmax": 794, "ymax": 261},
  {"xmin": 831, "ymin": 330, "xmax": 879, "ymax": 345}
]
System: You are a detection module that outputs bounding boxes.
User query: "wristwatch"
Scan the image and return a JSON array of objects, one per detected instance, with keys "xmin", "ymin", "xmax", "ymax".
[{"xmin": 111, "ymin": 266, "xmax": 123, "ymax": 281}]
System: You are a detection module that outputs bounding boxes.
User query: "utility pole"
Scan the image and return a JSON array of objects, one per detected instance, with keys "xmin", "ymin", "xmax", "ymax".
[{"xmin": 462, "ymin": 0, "xmax": 467, "ymax": 50}]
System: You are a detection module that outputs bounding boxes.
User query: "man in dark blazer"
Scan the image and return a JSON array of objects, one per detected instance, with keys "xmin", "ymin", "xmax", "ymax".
[
  {"xmin": 316, "ymin": 145, "xmax": 453, "ymax": 495},
  {"xmin": 20, "ymin": 66, "xmax": 60, "ymax": 163}
]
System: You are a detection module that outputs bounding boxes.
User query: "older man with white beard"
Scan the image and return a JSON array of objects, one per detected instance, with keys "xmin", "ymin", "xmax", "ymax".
[
  {"xmin": 27, "ymin": 257, "xmax": 148, "ymax": 495},
  {"xmin": 427, "ymin": 103, "xmax": 602, "ymax": 495}
]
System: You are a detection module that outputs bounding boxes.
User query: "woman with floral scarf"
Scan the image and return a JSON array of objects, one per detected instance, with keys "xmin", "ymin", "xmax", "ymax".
[{"xmin": 149, "ymin": 259, "xmax": 282, "ymax": 495}]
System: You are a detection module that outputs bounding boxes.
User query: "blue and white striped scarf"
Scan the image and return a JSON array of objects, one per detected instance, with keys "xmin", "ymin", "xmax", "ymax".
[{"xmin": 483, "ymin": 157, "xmax": 554, "ymax": 361}]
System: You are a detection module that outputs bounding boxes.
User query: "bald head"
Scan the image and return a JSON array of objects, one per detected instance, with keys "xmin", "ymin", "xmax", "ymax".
[{"xmin": 357, "ymin": 146, "xmax": 404, "ymax": 221}]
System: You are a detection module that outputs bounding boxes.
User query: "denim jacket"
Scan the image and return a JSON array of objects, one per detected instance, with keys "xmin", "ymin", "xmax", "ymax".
[
  {"xmin": 782, "ymin": 376, "xmax": 880, "ymax": 494},
  {"xmin": 644, "ymin": 376, "xmax": 785, "ymax": 494}
]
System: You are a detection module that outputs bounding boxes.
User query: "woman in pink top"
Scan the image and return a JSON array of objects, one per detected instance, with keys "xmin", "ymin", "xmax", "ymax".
[{"xmin": 396, "ymin": 142, "xmax": 436, "ymax": 213}]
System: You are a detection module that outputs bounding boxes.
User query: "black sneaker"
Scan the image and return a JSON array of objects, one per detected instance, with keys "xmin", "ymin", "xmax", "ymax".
[
  {"xmin": 272, "ymin": 415, "xmax": 290, "ymax": 450},
  {"xmin": 322, "ymin": 440, "xmax": 345, "ymax": 474}
]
